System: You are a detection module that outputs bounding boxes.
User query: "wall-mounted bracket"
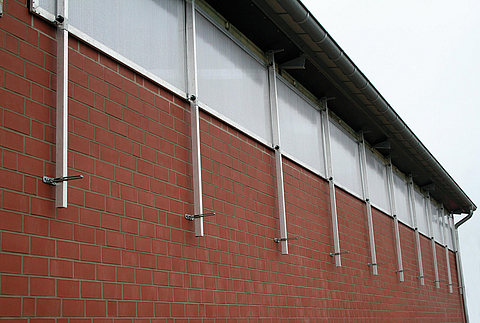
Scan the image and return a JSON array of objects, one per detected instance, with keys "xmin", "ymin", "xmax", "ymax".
[
  {"xmin": 329, "ymin": 251, "xmax": 349, "ymax": 257},
  {"xmin": 43, "ymin": 175, "xmax": 83, "ymax": 186},
  {"xmin": 368, "ymin": 262, "xmax": 385, "ymax": 267},
  {"xmin": 417, "ymin": 275, "xmax": 425, "ymax": 279},
  {"xmin": 396, "ymin": 269, "xmax": 411, "ymax": 273},
  {"xmin": 0, "ymin": 0, "xmax": 3, "ymax": 17},
  {"xmin": 274, "ymin": 236, "xmax": 298, "ymax": 243},
  {"xmin": 185, "ymin": 212, "xmax": 215, "ymax": 221}
]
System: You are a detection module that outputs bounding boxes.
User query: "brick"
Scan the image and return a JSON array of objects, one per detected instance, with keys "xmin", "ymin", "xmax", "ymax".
[
  {"xmin": 101, "ymin": 247, "xmax": 121, "ymax": 265},
  {"xmin": 80, "ymin": 244, "xmax": 101, "ymax": 262},
  {"xmin": 25, "ymin": 137, "xmax": 50, "ymax": 160},
  {"xmin": 81, "ymin": 281, "xmax": 102, "ymax": 298},
  {"xmin": 51, "ymin": 220, "xmax": 73, "ymax": 240},
  {"xmin": 57, "ymin": 241, "xmax": 79, "ymax": 260},
  {"xmin": 74, "ymin": 84, "xmax": 95, "ymax": 107},
  {"xmin": 2, "ymin": 232, "xmax": 28, "ymax": 254},
  {"xmin": 121, "ymin": 218, "xmax": 138, "ymax": 234},
  {"xmin": 122, "ymin": 284, "xmax": 140, "ymax": 300},
  {"xmin": 74, "ymin": 225, "xmax": 95, "ymax": 243},
  {"xmin": 0, "ymin": 128, "xmax": 24, "ymax": 152},
  {"xmin": 101, "ymin": 213, "xmax": 120, "ymax": 231},
  {"xmin": 0, "ymin": 275, "xmax": 28, "ymax": 295},
  {"xmin": 0, "ymin": 297, "xmax": 22, "ymax": 317},
  {"xmin": 103, "ymin": 282, "xmax": 122, "ymax": 299},
  {"xmin": 30, "ymin": 197, "xmax": 55, "ymax": 218},
  {"xmin": 118, "ymin": 301, "xmax": 136, "ymax": 317},
  {"xmin": 85, "ymin": 191, "xmax": 105, "ymax": 211},
  {"xmin": 0, "ymin": 254, "xmax": 22, "ymax": 274},
  {"xmin": 31, "ymin": 236, "xmax": 55, "ymax": 257},
  {"xmin": 74, "ymin": 262, "xmax": 96, "ymax": 280},
  {"xmin": 57, "ymin": 279, "xmax": 80, "ymax": 298},
  {"xmin": 62, "ymin": 299, "xmax": 84, "ymax": 317},
  {"xmin": 74, "ymin": 153, "xmax": 95, "ymax": 174},
  {"xmin": 22, "ymin": 297, "xmax": 35, "ymax": 317},
  {"xmin": 4, "ymin": 110, "xmax": 29, "ymax": 135},
  {"xmin": 141, "ymin": 285, "xmax": 157, "ymax": 301},
  {"xmin": 50, "ymin": 259, "xmax": 73, "ymax": 278},
  {"xmin": 86, "ymin": 300, "xmax": 106, "ymax": 317},
  {"xmin": 26, "ymin": 62, "xmax": 50, "ymax": 87},
  {"xmin": 18, "ymin": 154, "xmax": 43, "ymax": 177},
  {"xmin": 0, "ymin": 211, "xmax": 22, "ymax": 232},
  {"xmin": 122, "ymin": 250, "xmax": 139, "ymax": 267},
  {"xmin": 30, "ymin": 277, "xmax": 55, "ymax": 296},
  {"xmin": 105, "ymin": 197, "xmax": 124, "ymax": 215},
  {"xmin": 96, "ymin": 264, "xmax": 115, "ymax": 281}
]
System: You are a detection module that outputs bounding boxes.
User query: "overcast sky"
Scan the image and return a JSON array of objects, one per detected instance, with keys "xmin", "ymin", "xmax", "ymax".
[{"xmin": 300, "ymin": 0, "xmax": 480, "ymax": 320}]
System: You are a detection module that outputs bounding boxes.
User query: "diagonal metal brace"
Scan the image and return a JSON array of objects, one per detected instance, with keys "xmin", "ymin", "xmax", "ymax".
[
  {"xmin": 43, "ymin": 175, "xmax": 83, "ymax": 186},
  {"xmin": 185, "ymin": 212, "xmax": 215, "ymax": 221}
]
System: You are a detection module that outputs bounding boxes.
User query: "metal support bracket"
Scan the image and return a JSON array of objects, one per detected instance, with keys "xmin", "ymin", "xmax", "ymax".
[
  {"xmin": 0, "ymin": 0, "xmax": 3, "ymax": 17},
  {"xmin": 268, "ymin": 50, "xmax": 289, "ymax": 255},
  {"xmin": 185, "ymin": 212, "xmax": 215, "ymax": 221},
  {"xmin": 396, "ymin": 269, "xmax": 411, "ymax": 273},
  {"xmin": 368, "ymin": 262, "xmax": 385, "ymax": 267},
  {"xmin": 274, "ymin": 236, "xmax": 298, "ymax": 243},
  {"xmin": 329, "ymin": 251, "xmax": 349, "ymax": 257},
  {"xmin": 43, "ymin": 175, "xmax": 83, "ymax": 186}
]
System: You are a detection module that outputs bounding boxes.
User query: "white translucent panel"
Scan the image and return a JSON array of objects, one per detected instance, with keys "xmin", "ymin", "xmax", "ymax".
[
  {"xmin": 329, "ymin": 121, "xmax": 362, "ymax": 197},
  {"xmin": 445, "ymin": 216, "xmax": 454, "ymax": 249},
  {"xmin": 37, "ymin": 0, "xmax": 56, "ymax": 15},
  {"xmin": 431, "ymin": 204, "xmax": 444, "ymax": 245},
  {"xmin": 365, "ymin": 151, "xmax": 390, "ymax": 213},
  {"xmin": 414, "ymin": 190, "xmax": 429, "ymax": 236},
  {"xmin": 69, "ymin": 0, "xmax": 186, "ymax": 92},
  {"xmin": 277, "ymin": 79, "xmax": 325, "ymax": 176},
  {"xmin": 196, "ymin": 12, "xmax": 271, "ymax": 142},
  {"xmin": 393, "ymin": 172, "xmax": 411, "ymax": 226}
]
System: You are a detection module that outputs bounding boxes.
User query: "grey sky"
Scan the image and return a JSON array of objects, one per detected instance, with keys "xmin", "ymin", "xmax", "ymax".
[{"xmin": 301, "ymin": 0, "xmax": 480, "ymax": 321}]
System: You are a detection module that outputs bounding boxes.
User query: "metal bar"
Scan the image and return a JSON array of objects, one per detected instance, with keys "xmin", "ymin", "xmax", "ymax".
[
  {"xmin": 185, "ymin": 212, "xmax": 215, "ymax": 221},
  {"xmin": 268, "ymin": 52, "xmax": 288, "ymax": 255},
  {"xmin": 387, "ymin": 158, "xmax": 404, "ymax": 281},
  {"xmin": 358, "ymin": 133, "xmax": 377, "ymax": 275},
  {"xmin": 0, "ymin": 0, "xmax": 3, "ymax": 17},
  {"xmin": 186, "ymin": 0, "xmax": 204, "ymax": 237},
  {"xmin": 426, "ymin": 193, "xmax": 440, "ymax": 288},
  {"xmin": 321, "ymin": 105, "xmax": 341, "ymax": 266},
  {"xmin": 441, "ymin": 208, "xmax": 453, "ymax": 293},
  {"xmin": 55, "ymin": 0, "xmax": 68, "ymax": 208},
  {"xmin": 408, "ymin": 175, "xmax": 425, "ymax": 285}
]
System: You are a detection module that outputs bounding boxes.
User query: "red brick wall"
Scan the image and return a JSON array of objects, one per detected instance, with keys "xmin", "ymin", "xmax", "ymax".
[{"xmin": 0, "ymin": 1, "xmax": 465, "ymax": 321}]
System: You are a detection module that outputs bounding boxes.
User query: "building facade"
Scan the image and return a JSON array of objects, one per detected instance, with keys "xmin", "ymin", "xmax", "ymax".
[{"xmin": 0, "ymin": 0, "xmax": 475, "ymax": 322}]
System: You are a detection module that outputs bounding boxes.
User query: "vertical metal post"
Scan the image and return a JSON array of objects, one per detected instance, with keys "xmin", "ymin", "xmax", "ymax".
[
  {"xmin": 408, "ymin": 176, "xmax": 425, "ymax": 285},
  {"xmin": 0, "ymin": 0, "xmax": 3, "ymax": 17},
  {"xmin": 56, "ymin": 0, "xmax": 68, "ymax": 208},
  {"xmin": 321, "ymin": 103, "xmax": 341, "ymax": 266},
  {"xmin": 450, "ymin": 215, "xmax": 464, "ymax": 296},
  {"xmin": 443, "ymin": 210, "xmax": 453, "ymax": 293},
  {"xmin": 268, "ymin": 52, "xmax": 288, "ymax": 254},
  {"xmin": 452, "ymin": 217, "xmax": 470, "ymax": 323},
  {"xmin": 387, "ymin": 158, "xmax": 404, "ymax": 281},
  {"xmin": 426, "ymin": 193, "xmax": 440, "ymax": 288},
  {"xmin": 186, "ymin": 0, "xmax": 204, "ymax": 236},
  {"xmin": 358, "ymin": 133, "xmax": 377, "ymax": 275}
]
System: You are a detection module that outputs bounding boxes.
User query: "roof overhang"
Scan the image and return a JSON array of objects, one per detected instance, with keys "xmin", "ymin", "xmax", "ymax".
[{"xmin": 203, "ymin": 0, "xmax": 476, "ymax": 214}]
